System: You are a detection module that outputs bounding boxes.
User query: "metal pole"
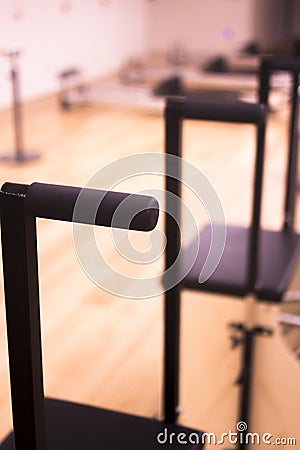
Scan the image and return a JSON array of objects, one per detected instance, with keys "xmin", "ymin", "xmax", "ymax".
[
  {"xmin": 0, "ymin": 47, "xmax": 40, "ymax": 163},
  {"xmin": 163, "ymin": 98, "xmax": 184, "ymax": 423},
  {"xmin": 0, "ymin": 184, "xmax": 47, "ymax": 450}
]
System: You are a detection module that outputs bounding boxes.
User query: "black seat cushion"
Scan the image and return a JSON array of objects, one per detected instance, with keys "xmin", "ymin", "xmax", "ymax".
[
  {"xmin": 0, "ymin": 398, "xmax": 204, "ymax": 450},
  {"xmin": 183, "ymin": 224, "xmax": 300, "ymax": 302},
  {"xmin": 184, "ymin": 225, "xmax": 249, "ymax": 297}
]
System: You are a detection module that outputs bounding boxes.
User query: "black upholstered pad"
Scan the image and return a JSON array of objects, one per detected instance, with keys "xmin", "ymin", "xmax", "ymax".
[
  {"xmin": 0, "ymin": 398, "xmax": 204, "ymax": 450},
  {"xmin": 183, "ymin": 225, "xmax": 300, "ymax": 302},
  {"xmin": 184, "ymin": 225, "xmax": 249, "ymax": 297},
  {"xmin": 255, "ymin": 228, "xmax": 300, "ymax": 302}
]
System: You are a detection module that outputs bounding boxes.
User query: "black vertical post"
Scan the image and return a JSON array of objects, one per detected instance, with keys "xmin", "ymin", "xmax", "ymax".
[
  {"xmin": 229, "ymin": 323, "xmax": 254, "ymax": 450},
  {"xmin": 164, "ymin": 97, "xmax": 183, "ymax": 424},
  {"xmin": 0, "ymin": 185, "xmax": 47, "ymax": 450},
  {"xmin": 259, "ymin": 57, "xmax": 300, "ymax": 231},
  {"xmin": 11, "ymin": 60, "xmax": 24, "ymax": 161},
  {"xmin": 237, "ymin": 329, "xmax": 254, "ymax": 450},
  {"xmin": 283, "ymin": 71, "xmax": 299, "ymax": 230},
  {"xmin": 258, "ymin": 59, "xmax": 270, "ymax": 107},
  {"xmin": 247, "ymin": 109, "xmax": 266, "ymax": 291},
  {"xmin": 230, "ymin": 323, "xmax": 272, "ymax": 450}
]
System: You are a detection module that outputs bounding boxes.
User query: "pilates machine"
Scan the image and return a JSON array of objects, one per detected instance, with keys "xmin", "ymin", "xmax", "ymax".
[
  {"xmin": 163, "ymin": 55, "xmax": 300, "ymax": 450},
  {"xmin": 0, "ymin": 181, "xmax": 205, "ymax": 450},
  {"xmin": 57, "ymin": 56, "xmax": 291, "ymax": 112},
  {"xmin": 58, "ymin": 67, "xmax": 164, "ymax": 111},
  {"xmin": 0, "ymin": 55, "xmax": 299, "ymax": 450}
]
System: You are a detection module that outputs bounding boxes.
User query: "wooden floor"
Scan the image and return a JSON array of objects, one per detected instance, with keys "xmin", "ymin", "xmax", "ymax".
[{"xmin": 0, "ymin": 91, "xmax": 300, "ymax": 449}]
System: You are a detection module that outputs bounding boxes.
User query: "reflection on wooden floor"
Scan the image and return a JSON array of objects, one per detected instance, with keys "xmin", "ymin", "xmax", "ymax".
[{"xmin": 0, "ymin": 92, "xmax": 299, "ymax": 449}]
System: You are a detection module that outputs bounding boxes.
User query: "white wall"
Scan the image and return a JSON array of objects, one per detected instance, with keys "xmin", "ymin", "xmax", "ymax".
[
  {"xmin": 0, "ymin": 0, "xmax": 149, "ymax": 109},
  {"xmin": 147, "ymin": 0, "xmax": 255, "ymax": 57},
  {"xmin": 146, "ymin": 0, "xmax": 287, "ymax": 57},
  {"xmin": 0, "ymin": 0, "xmax": 296, "ymax": 110}
]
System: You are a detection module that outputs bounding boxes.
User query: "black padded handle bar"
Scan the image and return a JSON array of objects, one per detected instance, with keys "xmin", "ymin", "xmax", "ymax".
[
  {"xmin": 165, "ymin": 97, "xmax": 265, "ymax": 125},
  {"xmin": 260, "ymin": 56, "xmax": 300, "ymax": 74},
  {"xmin": 1, "ymin": 182, "xmax": 159, "ymax": 232}
]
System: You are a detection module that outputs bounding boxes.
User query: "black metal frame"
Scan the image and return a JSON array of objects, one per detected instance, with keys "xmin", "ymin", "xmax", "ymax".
[
  {"xmin": 252, "ymin": 56, "xmax": 300, "ymax": 303},
  {"xmin": 164, "ymin": 59, "xmax": 300, "ymax": 447},
  {"xmin": 58, "ymin": 67, "xmax": 84, "ymax": 110},
  {"xmin": 163, "ymin": 97, "xmax": 266, "ymax": 425},
  {"xmin": 1, "ymin": 184, "xmax": 46, "ymax": 450},
  {"xmin": 229, "ymin": 323, "xmax": 273, "ymax": 450},
  {"xmin": 259, "ymin": 56, "xmax": 300, "ymax": 231},
  {"xmin": 0, "ymin": 182, "xmax": 204, "ymax": 450}
]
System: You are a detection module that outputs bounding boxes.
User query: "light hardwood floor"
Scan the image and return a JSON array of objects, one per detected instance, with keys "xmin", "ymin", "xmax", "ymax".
[{"xmin": 0, "ymin": 91, "xmax": 299, "ymax": 449}]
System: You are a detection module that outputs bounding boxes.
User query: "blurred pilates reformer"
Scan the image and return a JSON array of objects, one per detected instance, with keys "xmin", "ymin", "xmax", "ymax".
[{"xmin": 57, "ymin": 52, "xmax": 291, "ymax": 112}]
